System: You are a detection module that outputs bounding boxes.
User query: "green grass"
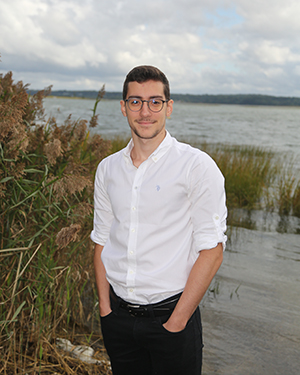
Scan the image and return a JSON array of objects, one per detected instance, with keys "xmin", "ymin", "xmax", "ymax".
[{"xmin": 194, "ymin": 142, "xmax": 300, "ymax": 218}]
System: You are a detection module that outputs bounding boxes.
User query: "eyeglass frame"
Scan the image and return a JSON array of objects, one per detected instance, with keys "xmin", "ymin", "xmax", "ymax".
[{"xmin": 124, "ymin": 97, "xmax": 170, "ymax": 113}]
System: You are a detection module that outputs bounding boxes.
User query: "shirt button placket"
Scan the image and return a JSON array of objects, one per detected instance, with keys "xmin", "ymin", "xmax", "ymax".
[{"xmin": 126, "ymin": 165, "xmax": 146, "ymax": 297}]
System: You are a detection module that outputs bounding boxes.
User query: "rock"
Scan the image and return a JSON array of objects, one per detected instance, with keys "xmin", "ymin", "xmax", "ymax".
[{"xmin": 56, "ymin": 338, "xmax": 110, "ymax": 367}]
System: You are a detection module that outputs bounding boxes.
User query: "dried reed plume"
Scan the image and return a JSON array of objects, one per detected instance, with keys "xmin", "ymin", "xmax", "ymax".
[
  {"xmin": 73, "ymin": 119, "xmax": 87, "ymax": 141},
  {"xmin": 55, "ymin": 223, "xmax": 81, "ymax": 248},
  {"xmin": 89, "ymin": 114, "xmax": 99, "ymax": 128},
  {"xmin": 52, "ymin": 174, "xmax": 92, "ymax": 198},
  {"xmin": 24, "ymin": 85, "xmax": 52, "ymax": 124},
  {"xmin": 0, "ymin": 72, "xmax": 29, "ymax": 160},
  {"xmin": 45, "ymin": 138, "xmax": 63, "ymax": 165},
  {"xmin": 89, "ymin": 133, "xmax": 112, "ymax": 160},
  {"xmin": 73, "ymin": 202, "xmax": 93, "ymax": 221},
  {"xmin": 89, "ymin": 85, "xmax": 106, "ymax": 128}
]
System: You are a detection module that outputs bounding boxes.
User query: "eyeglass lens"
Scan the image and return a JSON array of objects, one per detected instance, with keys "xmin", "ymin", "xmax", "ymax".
[{"xmin": 127, "ymin": 99, "xmax": 164, "ymax": 112}]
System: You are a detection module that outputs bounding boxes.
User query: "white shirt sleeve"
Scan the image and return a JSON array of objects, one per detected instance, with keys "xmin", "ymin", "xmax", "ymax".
[
  {"xmin": 90, "ymin": 161, "xmax": 114, "ymax": 246},
  {"xmin": 188, "ymin": 152, "xmax": 227, "ymax": 252}
]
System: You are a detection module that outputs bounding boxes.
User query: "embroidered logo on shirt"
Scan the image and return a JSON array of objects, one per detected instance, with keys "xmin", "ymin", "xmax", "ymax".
[{"xmin": 156, "ymin": 185, "xmax": 161, "ymax": 192}]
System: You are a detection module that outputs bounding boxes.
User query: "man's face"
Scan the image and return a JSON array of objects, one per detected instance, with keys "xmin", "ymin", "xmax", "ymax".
[{"xmin": 120, "ymin": 80, "xmax": 173, "ymax": 140}]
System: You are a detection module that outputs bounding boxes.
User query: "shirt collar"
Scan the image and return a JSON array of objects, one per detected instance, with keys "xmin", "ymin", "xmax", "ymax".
[{"xmin": 123, "ymin": 131, "xmax": 172, "ymax": 164}]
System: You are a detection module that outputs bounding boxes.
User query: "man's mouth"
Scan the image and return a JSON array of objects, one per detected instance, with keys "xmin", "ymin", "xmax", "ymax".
[{"xmin": 137, "ymin": 119, "xmax": 155, "ymax": 125}]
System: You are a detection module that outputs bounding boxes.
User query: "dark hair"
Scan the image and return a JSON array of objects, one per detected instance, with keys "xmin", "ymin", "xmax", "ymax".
[{"xmin": 122, "ymin": 65, "xmax": 170, "ymax": 100}]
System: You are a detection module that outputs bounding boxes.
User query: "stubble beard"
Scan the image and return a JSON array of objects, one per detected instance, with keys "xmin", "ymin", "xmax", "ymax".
[{"xmin": 130, "ymin": 121, "xmax": 165, "ymax": 140}]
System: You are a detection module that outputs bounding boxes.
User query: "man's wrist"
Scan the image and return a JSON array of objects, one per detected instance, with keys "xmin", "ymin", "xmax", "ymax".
[
  {"xmin": 99, "ymin": 301, "xmax": 112, "ymax": 317},
  {"xmin": 163, "ymin": 314, "xmax": 188, "ymax": 333}
]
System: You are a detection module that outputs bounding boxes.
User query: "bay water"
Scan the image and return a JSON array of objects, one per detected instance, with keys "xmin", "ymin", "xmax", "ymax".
[
  {"xmin": 44, "ymin": 97, "xmax": 300, "ymax": 158},
  {"xmin": 44, "ymin": 97, "xmax": 300, "ymax": 374}
]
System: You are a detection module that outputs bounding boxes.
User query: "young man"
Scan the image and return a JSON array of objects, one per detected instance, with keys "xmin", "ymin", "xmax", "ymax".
[{"xmin": 91, "ymin": 65, "xmax": 227, "ymax": 375}]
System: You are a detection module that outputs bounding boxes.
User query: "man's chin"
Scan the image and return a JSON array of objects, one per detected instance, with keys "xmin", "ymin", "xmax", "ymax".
[
  {"xmin": 133, "ymin": 131, "xmax": 158, "ymax": 140},
  {"xmin": 131, "ymin": 125, "xmax": 165, "ymax": 140}
]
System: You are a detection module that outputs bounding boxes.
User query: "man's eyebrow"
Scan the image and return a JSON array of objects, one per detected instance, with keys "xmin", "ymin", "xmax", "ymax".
[{"xmin": 127, "ymin": 95, "xmax": 164, "ymax": 99}]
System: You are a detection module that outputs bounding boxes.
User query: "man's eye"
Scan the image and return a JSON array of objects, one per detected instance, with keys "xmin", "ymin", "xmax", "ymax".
[
  {"xmin": 151, "ymin": 99, "xmax": 162, "ymax": 106},
  {"xmin": 130, "ymin": 99, "xmax": 141, "ymax": 105}
]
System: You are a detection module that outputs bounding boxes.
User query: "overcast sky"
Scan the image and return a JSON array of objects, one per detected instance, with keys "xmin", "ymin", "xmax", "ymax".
[{"xmin": 1, "ymin": 0, "xmax": 300, "ymax": 96}]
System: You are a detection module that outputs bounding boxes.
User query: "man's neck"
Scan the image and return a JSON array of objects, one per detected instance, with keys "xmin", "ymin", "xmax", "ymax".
[{"xmin": 130, "ymin": 130, "xmax": 166, "ymax": 168}]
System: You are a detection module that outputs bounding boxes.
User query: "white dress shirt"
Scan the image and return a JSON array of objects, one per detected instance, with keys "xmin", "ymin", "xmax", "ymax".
[{"xmin": 91, "ymin": 131, "xmax": 227, "ymax": 304}]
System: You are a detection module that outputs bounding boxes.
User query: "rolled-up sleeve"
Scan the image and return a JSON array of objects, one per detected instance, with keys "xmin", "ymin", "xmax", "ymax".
[
  {"xmin": 90, "ymin": 161, "xmax": 114, "ymax": 246},
  {"xmin": 188, "ymin": 152, "xmax": 227, "ymax": 252}
]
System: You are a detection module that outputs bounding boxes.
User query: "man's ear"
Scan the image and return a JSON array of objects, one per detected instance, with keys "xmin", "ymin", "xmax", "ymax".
[
  {"xmin": 120, "ymin": 100, "xmax": 127, "ymax": 117},
  {"xmin": 166, "ymin": 99, "xmax": 174, "ymax": 117}
]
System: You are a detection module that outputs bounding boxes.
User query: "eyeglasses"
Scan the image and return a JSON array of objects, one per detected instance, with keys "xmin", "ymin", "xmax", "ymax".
[{"xmin": 124, "ymin": 98, "xmax": 169, "ymax": 113}]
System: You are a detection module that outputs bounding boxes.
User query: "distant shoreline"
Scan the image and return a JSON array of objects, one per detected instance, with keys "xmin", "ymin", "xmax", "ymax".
[{"xmin": 28, "ymin": 90, "xmax": 300, "ymax": 107}]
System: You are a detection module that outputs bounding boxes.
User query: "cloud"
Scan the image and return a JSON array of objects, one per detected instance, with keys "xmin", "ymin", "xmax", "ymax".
[{"xmin": 1, "ymin": 0, "xmax": 300, "ymax": 96}]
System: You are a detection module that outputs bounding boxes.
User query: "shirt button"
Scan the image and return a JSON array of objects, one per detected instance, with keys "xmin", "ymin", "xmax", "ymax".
[
  {"xmin": 129, "ymin": 288, "xmax": 134, "ymax": 293},
  {"xmin": 132, "ymin": 206, "xmax": 136, "ymax": 211},
  {"xmin": 130, "ymin": 251, "xmax": 134, "ymax": 255},
  {"xmin": 131, "ymin": 228, "xmax": 135, "ymax": 233},
  {"xmin": 129, "ymin": 270, "xmax": 134, "ymax": 274}
]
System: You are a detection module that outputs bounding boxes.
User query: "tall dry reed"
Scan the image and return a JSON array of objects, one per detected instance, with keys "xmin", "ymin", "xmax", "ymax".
[{"xmin": 1, "ymin": 71, "xmax": 112, "ymax": 374}]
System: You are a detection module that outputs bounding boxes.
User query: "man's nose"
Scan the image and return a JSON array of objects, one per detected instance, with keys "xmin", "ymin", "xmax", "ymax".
[{"xmin": 140, "ymin": 101, "xmax": 151, "ymax": 116}]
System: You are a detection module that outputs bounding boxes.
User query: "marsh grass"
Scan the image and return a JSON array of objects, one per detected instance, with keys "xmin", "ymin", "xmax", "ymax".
[
  {"xmin": 209, "ymin": 144, "xmax": 276, "ymax": 209},
  {"xmin": 1, "ymin": 70, "xmax": 299, "ymax": 374},
  {"xmin": 292, "ymin": 182, "xmax": 300, "ymax": 217},
  {"xmin": 275, "ymin": 157, "xmax": 300, "ymax": 217},
  {"xmin": 188, "ymin": 141, "xmax": 300, "ymax": 225},
  {"xmin": 1, "ymin": 71, "xmax": 111, "ymax": 374}
]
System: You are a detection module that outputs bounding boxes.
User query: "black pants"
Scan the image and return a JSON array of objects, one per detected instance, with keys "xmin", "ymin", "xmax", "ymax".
[{"xmin": 100, "ymin": 292, "xmax": 203, "ymax": 375}]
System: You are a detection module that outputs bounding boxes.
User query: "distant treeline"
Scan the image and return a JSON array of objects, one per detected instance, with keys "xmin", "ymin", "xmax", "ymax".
[{"xmin": 28, "ymin": 89, "xmax": 300, "ymax": 106}]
